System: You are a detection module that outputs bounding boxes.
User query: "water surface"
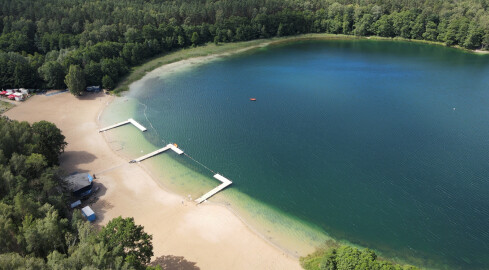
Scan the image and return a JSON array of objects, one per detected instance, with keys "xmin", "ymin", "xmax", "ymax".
[{"xmin": 123, "ymin": 40, "xmax": 489, "ymax": 269}]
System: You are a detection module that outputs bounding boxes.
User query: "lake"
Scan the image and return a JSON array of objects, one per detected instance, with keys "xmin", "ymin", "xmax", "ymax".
[{"xmin": 120, "ymin": 40, "xmax": 489, "ymax": 269}]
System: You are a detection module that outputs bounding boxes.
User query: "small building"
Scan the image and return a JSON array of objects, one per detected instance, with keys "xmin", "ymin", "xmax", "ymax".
[
  {"xmin": 86, "ymin": 86, "xmax": 101, "ymax": 92},
  {"xmin": 81, "ymin": 206, "xmax": 96, "ymax": 222},
  {"xmin": 64, "ymin": 173, "xmax": 94, "ymax": 198},
  {"xmin": 70, "ymin": 200, "xmax": 82, "ymax": 209}
]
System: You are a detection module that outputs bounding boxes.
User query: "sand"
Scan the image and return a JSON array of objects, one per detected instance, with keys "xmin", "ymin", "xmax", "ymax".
[{"xmin": 4, "ymin": 91, "xmax": 302, "ymax": 270}]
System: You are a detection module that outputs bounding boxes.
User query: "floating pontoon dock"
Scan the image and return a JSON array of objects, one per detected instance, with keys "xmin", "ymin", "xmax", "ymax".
[
  {"xmin": 99, "ymin": 118, "xmax": 147, "ymax": 132},
  {"xmin": 195, "ymin": 174, "xmax": 233, "ymax": 204},
  {"xmin": 130, "ymin": 144, "xmax": 184, "ymax": 163}
]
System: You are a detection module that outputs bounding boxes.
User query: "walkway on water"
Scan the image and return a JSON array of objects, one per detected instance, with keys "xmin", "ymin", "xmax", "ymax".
[
  {"xmin": 129, "ymin": 143, "xmax": 232, "ymax": 204},
  {"xmin": 100, "ymin": 118, "xmax": 232, "ymax": 203},
  {"xmin": 195, "ymin": 174, "xmax": 233, "ymax": 204},
  {"xmin": 99, "ymin": 118, "xmax": 147, "ymax": 132},
  {"xmin": 130, "ymin": 144, "xmax": 184, "ymax": 163}
]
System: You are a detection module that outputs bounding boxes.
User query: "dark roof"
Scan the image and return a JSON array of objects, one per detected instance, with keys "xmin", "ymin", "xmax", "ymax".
[
  {"xmin": 64, "ymin": 173, "xmax": 93, "ymax": 192},
  {"xmin": 86, "ymin": 86, "xmax": 101, "ymax": 92}
]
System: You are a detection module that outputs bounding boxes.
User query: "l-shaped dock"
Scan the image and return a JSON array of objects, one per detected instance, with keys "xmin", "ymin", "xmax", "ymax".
[
  {"xmin": 195, "ymin": 174, "xmax": 233, "ymax": 204},
  {"xmin": 99, "ymin": 118, "xmax": 147, "ymax": 132},
  {"xmin": 100, "ymin": 118, "xmax": 232, "ymax": 203},
  {"xmin": 130, "ymin": 144, "xmax": 184, "ymax": 163}
]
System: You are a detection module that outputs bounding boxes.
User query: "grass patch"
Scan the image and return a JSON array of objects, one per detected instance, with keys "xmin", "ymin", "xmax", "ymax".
[{"xmin": 0, "ymin": 100, "xmax": 14, "ymax": 114}]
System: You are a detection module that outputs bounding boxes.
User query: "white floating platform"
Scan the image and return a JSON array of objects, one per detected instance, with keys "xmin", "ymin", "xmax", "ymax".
[
  {"xmin": 99, "ymin": 118, "xmax": 146, "ymax": 132},
  {"xmin": 169, "ymin": 144, "xmax": 184, "ymax": 155},
  {"xmin": 195, "ymin": 174, "xmax": 232, "ymax": 204},
  {"xmin": 99, "ymin": 120, "xmax": 129, "ymax": 132},
  {"xmin": 128, "ymin": 118, "xmax": 147, "ymax": 132},
  {"xmin": 130, "ymin": 144, "xmax": 184, "ymax": 163}
]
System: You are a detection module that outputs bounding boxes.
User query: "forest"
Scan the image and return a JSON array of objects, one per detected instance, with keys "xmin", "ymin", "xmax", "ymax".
[
  {"xmin": 300, "ymin": 244, "xmax": 420, "ymax": 270},
  {"xmin": 0, "ymin": 117, "xmax": 157, "ymax": 269},
  {"xmin": 0, "ymin": 0, "xmax": 488, "ymax": 91}
]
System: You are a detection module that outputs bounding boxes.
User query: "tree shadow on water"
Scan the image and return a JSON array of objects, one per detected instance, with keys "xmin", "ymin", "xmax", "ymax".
[{"xmin": 150, "ymin": 255, "xmax": 200, "ymax": 270}]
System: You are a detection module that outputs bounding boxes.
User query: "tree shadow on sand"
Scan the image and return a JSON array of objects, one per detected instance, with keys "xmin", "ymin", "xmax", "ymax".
[{"xmin": 150, "ymin": 255, "xmax": 200, "ymax": 270}]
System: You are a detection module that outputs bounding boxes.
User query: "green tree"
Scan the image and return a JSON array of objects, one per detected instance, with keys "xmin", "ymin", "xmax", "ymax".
[
  {"xmin": 101, "ymin": 57, "xmax": 128, "ymax": 81},
  {"xmin": 354, "ymin": 14, "xmax": 374, "ymax": 36},
  {"xmin": 423, "ymin": 21, "xmax": 438, "ymax": 41},
  {"xmin": 32, "ymin": 121, "xmax": 67, "ymax": 166},
  {"xmin": 301, "ymin": 245, "xmax": 419, "ymax": 270},
  {"xmin": 98, "ymin": 217, "xmax": 153, "ymax": 269},
  {"xmin": 38, "ymin": 61, "xmax": 65, "ymax": 89},
  {"xmin": 0, "ymin": 253, "xmax": 47, "ymax": 269},
  {"xmin": 320, "ymin": 250, "xmax": 337, "ymax": 270},
  {"xmin": 373, "ymin": 15, "xmax": 394, "ymax": 37},
  {"xmin": 0, "ymin": 204, "xmax": 16, "ymax": 253},
  {"xmin": 14, "ymin": 62, "xmax": 37, "ymax": 88},
  {"xmin": 102, "ymin": 75, "xmax": 115, "ymax": 90},
  {"xmin": 84, "ymin": 61, "xmax": 102, "ymax": 86},
  {"xmin": 463, "ymin": 24, "xmax": 483, "ymax": 49},
  {"xmin": 25, "ymin": 153, "xmax": 48, "ymax": 179},
  {"xmin": 21, "ymin": 205, "xmax": 68, "ymax": 257},
  {"xmin": 277, "ymin": 23, "xmax": 284, "ymax": 37},
  {"xmin": 191, "ymin": 32, "xmax": 199, "ymax": 46},
  {"xmin": 125, "ymin": 27, "xmax": 142, "ymax": 43},
  {"xmin": 65, "ymin": 65, "xmax": 85, "ymax": 96},
  {"xmin": 177, "ymin": 35, "xmax": 185, "ymax": 47}
]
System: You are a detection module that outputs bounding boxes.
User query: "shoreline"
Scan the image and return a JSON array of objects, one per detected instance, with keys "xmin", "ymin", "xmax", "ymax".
[
  {"xmin": 95, "ymin": 112, "xmax": 304, "ymax": 259},
  {"xmin": 115, "ymin": 33, "xmax": 488, "ymax": 94},
  {"xmin": 99, "ymin": 94, "xmax": 328, "ymax": 259},
  {"xmin": 97, "ymin": 94, "xmax": 318, "ymax": 264},
  {"xmin": 113, "ymin": 36, "xmax": 473, "ymax": 269},
  {"xmin": 4, "ymin": 92, "xmax": 302, "ymax": 269},
  {"xmin": 3, "ymin": 36, "xmax": 476, "ymax": 269}
]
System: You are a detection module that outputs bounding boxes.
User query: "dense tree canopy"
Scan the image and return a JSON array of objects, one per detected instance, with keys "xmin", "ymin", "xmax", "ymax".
[
  {"xmin": 31, "ymin": 120, "xmax": 67, "ymax": 165},
  {"xmin": 301, "ymin": 245, "xmax": 420, "ymax": 270},
  {"xmin": 0, "ymin": 117, "xmax": 158, "ymax": 269},
  {"xmin": 99, "ymin": 217, "xmax": 154, "ymax": 269},
  {"xmin": 65, "ymin": 65, "xmax": 85, "ymax": 96},
  {"xmin": 0, "ymin": 0, "xmax": 487, "ymax": 91}
]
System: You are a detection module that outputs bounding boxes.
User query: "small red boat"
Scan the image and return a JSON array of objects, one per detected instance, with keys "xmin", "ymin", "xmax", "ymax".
[{"xmin": 249, "ymin": 98, "xmax": 256, "ymax": 101}]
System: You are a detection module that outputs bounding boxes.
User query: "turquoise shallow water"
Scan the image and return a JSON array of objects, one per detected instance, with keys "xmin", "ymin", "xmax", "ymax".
[{"xmin": 123, "ymin": 40, "xmax": 489, "ymax": 269}]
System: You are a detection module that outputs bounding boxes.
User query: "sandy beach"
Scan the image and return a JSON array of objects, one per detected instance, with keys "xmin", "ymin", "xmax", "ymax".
[{"xmin": 4, "ymin": 91, "xmax": 301, "ymax": 269}]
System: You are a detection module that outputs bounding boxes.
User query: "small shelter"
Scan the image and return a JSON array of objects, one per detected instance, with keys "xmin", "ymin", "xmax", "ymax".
[
  {"xmin": 70, "ymin": 200, "xmax": 82, "ymax": 208},
  {"xmin": 64, "ymin": 173, "xmax": 94, "ymax": 198},
  {"xmin": 86, "ymin": 86, "xmax": 101, "ymax": 92},
  {"xmin": 81, "ymin": 206, "xmax": 96, "ymax": 222}
]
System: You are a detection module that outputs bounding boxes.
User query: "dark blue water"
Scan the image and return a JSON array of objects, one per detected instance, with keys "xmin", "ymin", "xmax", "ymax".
[{"xmin": 131, "ymin": 40, "xmax": 489, "ymax": 269}]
